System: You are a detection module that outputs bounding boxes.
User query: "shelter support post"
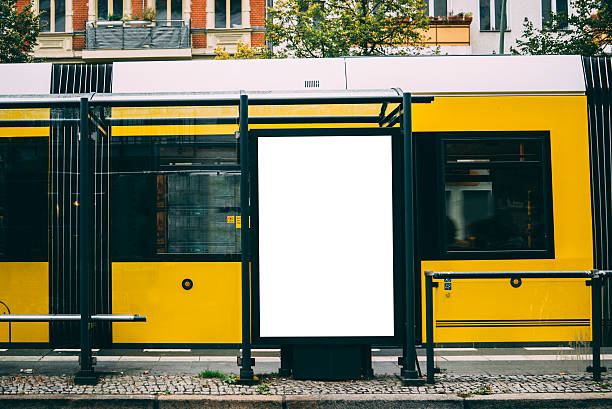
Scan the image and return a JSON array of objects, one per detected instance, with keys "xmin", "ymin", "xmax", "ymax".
[
  {"xmin": 588, "ymin": 271, "xmax": 607, "ymax": 381},
  {"xmin": 399, "ymin": 92, "xmax": 424, "ymax": 386},
  {"xmin": 425, "ymin": 272, "xmax": 438, "ymax": 384},
  {"xmin": 237, "ymin": 93, "xmax": 258, "ymax": 385},
  {"xmin": 74, "ymin": 96, "xmax": 97, "ymax": 386}
]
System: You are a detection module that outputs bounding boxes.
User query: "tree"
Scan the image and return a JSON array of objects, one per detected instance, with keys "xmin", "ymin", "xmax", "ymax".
[
  {"xmin": 265, "ymin": 0, "xmax": 431, "ymax": 58},
  {"xmin": 0, "ymin": 0, "xmax": 40, "ymax": 63},
  {"xmin": 512, "ymin": 0, "xmax": 611, "ymax": 56},
  {"xmin": 214, "ymin": 42, "xmax": 273, "ymax": 59}
]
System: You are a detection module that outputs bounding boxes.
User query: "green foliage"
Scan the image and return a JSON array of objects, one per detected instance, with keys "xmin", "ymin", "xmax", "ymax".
[
  {"xmin": 107, "ymin": 13, "xmax": 123, "ymax": 21},
  {"xmin": 142, "ymin": 7, "xmax": 157, "ymax": 21},
  {"xmin": 197, "ymin": 369, "xmax": 226, "ymax": 379},
  {"xmin": 0, "ymin": 0, "xmax": 40, "ymax": 63},
  {"xmin": 214, "ymin": 42, "xmax": 274, "ymax": 59},
  {"xmin": 265, "ymin": 0, "xmax": 431, "ymax": 57},
  {"xmin": 512, "ymin": 0, "xmax": 612, "ymax": 56},
  {"xmin": 256, "ymin": 384, "xmax": 271, "ymax": 394}
]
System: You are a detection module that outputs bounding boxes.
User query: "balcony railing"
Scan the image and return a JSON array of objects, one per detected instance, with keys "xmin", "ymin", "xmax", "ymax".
[{"xmin": 86, "ymin": 20, "xmax": 190, "ymax": 50}]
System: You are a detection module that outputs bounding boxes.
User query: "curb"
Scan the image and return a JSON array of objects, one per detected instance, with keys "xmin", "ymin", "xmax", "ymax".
[{"xmin": 0, "ymin": 393, "xmax": 611, "ymax": 409}]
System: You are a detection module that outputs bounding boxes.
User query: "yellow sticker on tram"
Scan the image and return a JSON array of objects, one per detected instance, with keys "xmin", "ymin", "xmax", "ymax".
[
  {"xmin": 236, "ymin": 216, "xmax": 241, "ymax": 228},
  {"xmin": 227, "ymin": 216, "xmax": 235, "ymax": 224}
]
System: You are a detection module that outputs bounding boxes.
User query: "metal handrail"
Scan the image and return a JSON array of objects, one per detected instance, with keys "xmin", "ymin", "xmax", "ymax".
[{"xmin": 424, "ymin": 269, "xmax": 608, "ymax": 384}]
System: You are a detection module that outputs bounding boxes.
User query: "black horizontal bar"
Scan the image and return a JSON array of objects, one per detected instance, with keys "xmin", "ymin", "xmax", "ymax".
[
  {"xmin": 0, "ymin": 99, "xmax": 81, "ymax": 108},
  {"xmin": 108, "ymin": 117, "xmax": 238, "ymax": 126},
  {"xmin": 106, "ymin": 116, "xmax": 384, "ymax": 126},
  {"xmin": 0, "ymin": 119, "xmax": 80, "ymax": 127},
  {"xmin": 89, "ymin": 95, "xmax": 434, "ymax": 108},
  {"xmin": 426, "ymin": 271, "xmax": 593, "ymax": 279},
  {"xmin": 0, "ymin": 314, "xmax": 146, "ymax": 322}
]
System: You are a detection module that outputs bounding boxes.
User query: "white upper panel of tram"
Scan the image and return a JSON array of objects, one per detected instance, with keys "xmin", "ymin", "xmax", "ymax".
[
  {"xmin": 112, "ymin": 55, "xmax": 585, "ymax": 95},
  {"xmin": 0, "ymin": 63, "xmax": 52, "ymax": 94}
]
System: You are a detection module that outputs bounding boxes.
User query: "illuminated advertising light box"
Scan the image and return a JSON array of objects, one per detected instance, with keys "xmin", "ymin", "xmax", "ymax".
[{"xmin": 253, "ymin": 130, "xmax": 401, "ymax": 342}]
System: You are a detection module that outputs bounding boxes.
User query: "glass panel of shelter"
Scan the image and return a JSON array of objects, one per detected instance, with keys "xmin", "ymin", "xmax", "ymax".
[{"xmin": 109, "ymin": 114, "xmax": 241, "ymax": 261}]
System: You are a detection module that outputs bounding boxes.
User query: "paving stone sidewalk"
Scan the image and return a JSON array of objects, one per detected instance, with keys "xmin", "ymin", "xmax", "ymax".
[{"xmin": 1, "ymin": 373, "xmax": 611, "ymax": 396}]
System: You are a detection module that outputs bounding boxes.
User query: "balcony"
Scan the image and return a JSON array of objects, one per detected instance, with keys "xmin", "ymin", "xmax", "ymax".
[
  {"xmin": 423, "ymin": 16, "xmax": 472, "ymax": 50},
  {"xmin": 83, "ymin": 20, "xmax": 192, "ymax": 60}
]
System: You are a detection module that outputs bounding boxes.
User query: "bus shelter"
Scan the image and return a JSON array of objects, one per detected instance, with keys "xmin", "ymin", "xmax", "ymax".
[{"xmin": 0, "ymin": 90, "xmax": 432, "ymax": 384}]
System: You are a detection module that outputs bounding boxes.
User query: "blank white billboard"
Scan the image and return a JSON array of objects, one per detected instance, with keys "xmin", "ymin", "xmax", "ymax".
[{"xmin": 257, "ymin": 134, "xmax": 395, "ymax": 338}]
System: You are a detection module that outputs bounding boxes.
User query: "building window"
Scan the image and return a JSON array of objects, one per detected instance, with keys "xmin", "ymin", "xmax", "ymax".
[
  {"xmin": 97, "ymin": 0, "xmax": 124, "ymax": 20},
  {"xmin": 111, "ymin": 135, "xmax": 241, "ymax": 261},
  {"xmin": 479, "ymin": 0, "xmax": 509, "ymax": 31},
  {"xmin": 542, "ymin": 0, "xmax": 568, "ymax": 28},
  {"xmin": 423, "ymin": 0, "xmax": 447, "ymax": 17},
  {"xmin": 38, "ymin": 0, "xmax": 66, "ymax": 32},
  {"xmin": 215, "ymin": 0, "xmax": 242, "ymax": 28},
  {"xmin": 0, "ymin": 138, "xmax": 48, "ymax": 261},
  {"xmin": 156, "ymin": 0, "xmax": 183, "ymax": 23}
]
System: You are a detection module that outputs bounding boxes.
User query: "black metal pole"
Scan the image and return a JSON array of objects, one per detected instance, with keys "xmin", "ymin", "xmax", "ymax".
[
  {"xmin": 400, "ymin": 92, "xmax": 423, "ymax": 385},
  {"xmin": 238, "ymin": 93, "xmax": 256, "ymax": 384},
  {"xmin": 425, "ymin": 272, "xmax": 435, "ymax": 384},
  {"xmin": 591, "ymin": 271, "xmax": 603, "ymax": 381},
  {"xmin": 75, "ymin": 97, "xmax": 96, "ymax": 385}
]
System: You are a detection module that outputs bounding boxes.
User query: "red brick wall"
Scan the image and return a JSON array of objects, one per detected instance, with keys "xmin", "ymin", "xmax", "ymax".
[
  {"xmin": 251, "ymin": 32, "xmax": 265, "ymax": 47},
  {"xmin": 15, "ymin": 0, "xmax": 30, "ymax": 11},
  {"xmin": 73, "ymin": 0, "xmax": 88, "ymax": 51},
  {"xmin": 250, "ymin": 0, "xmax": 264, "ymax": 27},
  {"xmin": 191, "ymin": 0, "xmax": 206, "ymax": 48},
  {"xmin": 132, "ymin": 0, "xmax": 143, "ymax": 19}
]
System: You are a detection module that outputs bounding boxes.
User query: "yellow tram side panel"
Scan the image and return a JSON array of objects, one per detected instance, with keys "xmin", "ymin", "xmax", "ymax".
[
  {"xmin": 110, "ymin": 104, "xmax": 389, "ymax": 136},
  {"xmin": 0, "ymin": 109, "xmax": 50, "ymax": 343},
  {"xmin": 0, "ymin": 109, "xmax": 49, "ymax": 138},
  {"xmin": 416, "ymin": 95, "xmax": 593, "ymax": 343},
  {"xmin": 112, "ymin": 262, "xmax": 241, "ymax": 344},
  {"xmin": 0, "ymin": 263, "xmax": 49, "ymax": 343}
]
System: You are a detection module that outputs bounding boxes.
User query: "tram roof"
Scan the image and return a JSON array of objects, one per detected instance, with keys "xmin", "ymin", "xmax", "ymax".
[{"xmin": 0, "ymin": 55, "xmax": 586, "ymax": 97}]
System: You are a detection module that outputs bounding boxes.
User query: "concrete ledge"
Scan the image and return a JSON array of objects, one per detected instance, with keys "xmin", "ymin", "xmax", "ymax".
[
  {"xmin": 158, "ymin": 395, "xmax": 282, "ymax": 408},
  {"xmin": 286, "ymin": 394, "xmax": 462, "ymax": 408},
  {"xmin": 0, "ymin": 393, "xmax": 611, "ymax": 409},
  {"xmin": 0, "ymin": 395, "xmax": 156, "ymax": 408},
  {"xmin": 463, "ymin": 393, "xmax": 612, "ymax": 408}
]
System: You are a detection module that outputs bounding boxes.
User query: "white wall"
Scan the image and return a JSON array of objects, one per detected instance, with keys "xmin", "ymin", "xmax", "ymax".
[{"xmin": 443, "ymin": 0, "xmax": 544, "ymax": 54}]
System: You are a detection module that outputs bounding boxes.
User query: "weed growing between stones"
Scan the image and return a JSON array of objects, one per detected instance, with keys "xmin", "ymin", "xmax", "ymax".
[{"xmin": 197, "ymin": 370, "xmax": 225, "ymax": 379}]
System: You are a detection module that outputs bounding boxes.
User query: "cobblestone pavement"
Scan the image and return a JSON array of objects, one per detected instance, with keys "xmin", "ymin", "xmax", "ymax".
[{"xmin": 0, "ymin": 373, "xmax": 611, "ymax": 396}]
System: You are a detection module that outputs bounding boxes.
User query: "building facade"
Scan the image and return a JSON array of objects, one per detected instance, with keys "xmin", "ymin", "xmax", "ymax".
[
  {"xmin": 424, "ymin": 0, "xmax": 570, "ymax": 54},
  {"xmin": 18, "ymin": 0, "xmax": 570, "ymax": 61},
  {"xmin": 17, "ymin": 0, "xmax": 267, "ymax": 61}
]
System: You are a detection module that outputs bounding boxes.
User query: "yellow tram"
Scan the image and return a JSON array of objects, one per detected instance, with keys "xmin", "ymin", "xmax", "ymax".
[{"xmin": 0, "ymin": 55, "xmax": 607, "ymax": 348}]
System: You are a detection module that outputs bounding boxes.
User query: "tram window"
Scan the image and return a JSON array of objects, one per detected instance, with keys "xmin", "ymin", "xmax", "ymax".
[
  {"xmin": 0, "ymin": 138, "xmax": 48, "ymax": 261},
  {"xmin": 415, "ymin": 132, "xmax": 553, "ymax": 260},
  {"xmin": 110, "ymin": 135, "xmax": 241, "ymax": 261},
  {"xmin": 443, "ymin": 138, "xmax": 550, "ymax": 253}
]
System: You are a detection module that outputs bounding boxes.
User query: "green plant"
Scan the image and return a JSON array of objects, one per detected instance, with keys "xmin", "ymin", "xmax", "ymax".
[
  {"xmin": 107, "ymin": 13, "xmax": 122, "ymax": 21},
  {"xmin": 256, "ymin": 384, "xmax": 271, "ymax": 394},
  {"xmin": 472, "ymin": 385, "xmax": 493, "ymax": 395},
  {"xmin": 142, "ymin": 7, "xmax": 156, "ymax": 21},
  {"xmin": 222, "ymin": 374, "xmax": 237, "ymax": 384},
  {"xmin": 198, "ymin": 370, "xmax": 226, "ymax": 379}
]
